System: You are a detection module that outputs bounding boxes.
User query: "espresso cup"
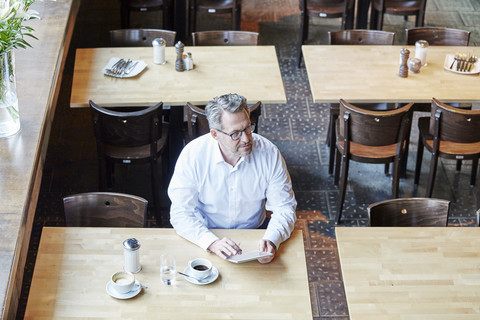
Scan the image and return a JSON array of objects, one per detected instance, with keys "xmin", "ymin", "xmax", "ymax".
[
  {"xmin": 111, "ymin": 271, "xmax": 135, "ymax": 293},
  {"xmin": 188, "ymin": 258, "xmax": 212, "ymax": 280}
]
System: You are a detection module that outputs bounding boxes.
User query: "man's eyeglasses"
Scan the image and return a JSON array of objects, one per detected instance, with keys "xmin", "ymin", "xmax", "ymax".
[{"xmin": 216, "ymin": 123, "xmax": 255, "ymax": 141}]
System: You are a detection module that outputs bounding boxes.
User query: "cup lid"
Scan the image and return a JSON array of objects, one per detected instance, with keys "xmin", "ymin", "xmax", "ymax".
[
  {"xmin": 152, "ymin": 38, "xmax": 165, "ymax": 46},
  {"xmin": 123, "ymin": 238, "xmax": 141, "ymax": 250}
]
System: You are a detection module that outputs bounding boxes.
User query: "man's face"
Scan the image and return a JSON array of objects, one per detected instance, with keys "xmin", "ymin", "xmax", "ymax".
[{"xmin": 212, "ymin": 109, "xmax": 253, "ymax": 160}]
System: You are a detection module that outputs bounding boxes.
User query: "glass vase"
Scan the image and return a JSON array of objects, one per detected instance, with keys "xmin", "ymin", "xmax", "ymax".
[{"xmin": 0, "ymin": 51, "xmax": 20, "ymax": 137}]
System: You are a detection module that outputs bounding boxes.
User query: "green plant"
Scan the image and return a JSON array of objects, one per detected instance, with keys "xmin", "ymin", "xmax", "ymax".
[{"xmin": 0, "ymin": 0, "xmax": 39, "ymax": 54}]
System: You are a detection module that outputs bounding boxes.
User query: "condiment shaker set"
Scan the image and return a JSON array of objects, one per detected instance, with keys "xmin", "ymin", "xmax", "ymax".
[
  {"xmin": 152, "ymin": 39, "xmax": 194, "ymax": 71},
  {"xmin": 398, "ymin": 40, "xmax": 429, "ymax": 77}
]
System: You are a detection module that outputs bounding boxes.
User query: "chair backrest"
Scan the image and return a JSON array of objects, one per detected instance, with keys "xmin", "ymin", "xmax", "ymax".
[
  {"xmin": 429, "ymin": 98, "xmax": 480, "ymax": 143},
  {"xmin": 185, "ymin": 101, "xmax": 262, "ymax": 142},
  {"xmin": 406, "ymin": 27, "xmax": 471, "ymax": 46},
  {"xmin": 89, "ymin": 101, "xmax": 165, "ymax": 151},
  {"xmin": 337, "ymin": 99, "xmax": 413, "ymax": 147},
  {"xmin": 329, "ymin": 29, "xmax": 395, "ymax": 45},
  {"xmin": 110, "ymin": 28, "xmax": 176, "ymax": 46},
  {"xmin": 368, "ymin": 197, "xmax": 450, "ymax": 226},
  {"xmin": 63, "ymin": 192, "xmax": 148, "ymax": 227},
  {"xmin": 192, "ymin": 30, "xmax": 259, "ymax": 46}
]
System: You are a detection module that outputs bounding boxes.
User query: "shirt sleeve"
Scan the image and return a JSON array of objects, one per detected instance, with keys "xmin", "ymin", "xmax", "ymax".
[
  {"xmin": 168, "ymin": 144, "xmax": 219, "ymax": 251},
  {"xmin": 262, "ymin": 148, "xmax": 297, "ymax": 249}
]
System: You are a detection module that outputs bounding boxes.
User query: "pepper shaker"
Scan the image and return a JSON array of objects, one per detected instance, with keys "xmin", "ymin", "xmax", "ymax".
[
  {"xmin": 123, "ymin": 238, "xmax": 141, "ymax": 273},
  {"xmin": 399, "ymin": 48, "xmax": 410, "ymax": 78},
  {"xmin": 175, "ymin": 41, "xmax": 185, "ymax": 72},
  {"xmin": 152, "ymin": 38, "xmax": 166, "ymax": 64}
]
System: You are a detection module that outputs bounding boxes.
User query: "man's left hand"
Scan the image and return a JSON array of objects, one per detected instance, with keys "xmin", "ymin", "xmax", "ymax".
[{"xmin": 257, "ymin": 239, "xmax": 276, "ymax": 264}]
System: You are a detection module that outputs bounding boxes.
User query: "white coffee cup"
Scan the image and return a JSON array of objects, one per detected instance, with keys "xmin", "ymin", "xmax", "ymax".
[
  {"xmin": 188, "ymin": 258, "xmax": 212, "ymax": 280},
  {"xmin": 111, "ymin": 271, "xmax": 135, "ymax": 293}
]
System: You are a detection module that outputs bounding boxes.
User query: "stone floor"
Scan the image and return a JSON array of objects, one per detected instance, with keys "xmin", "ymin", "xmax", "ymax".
[{"xmin": 17, "ymin": 0, "xmax": 480, "ymax": 319}]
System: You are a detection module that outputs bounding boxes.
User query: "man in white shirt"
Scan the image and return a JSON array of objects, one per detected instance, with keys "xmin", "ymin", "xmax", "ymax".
[{"xmin": 168, "ymin": 94, "xmax": 296, "ymax": 264}]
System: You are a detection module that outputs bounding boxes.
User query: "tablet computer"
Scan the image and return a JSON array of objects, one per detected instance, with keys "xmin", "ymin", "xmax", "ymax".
[{"xmin": 226, "ymin": 251, "xmax": 273, "ymax": 263}]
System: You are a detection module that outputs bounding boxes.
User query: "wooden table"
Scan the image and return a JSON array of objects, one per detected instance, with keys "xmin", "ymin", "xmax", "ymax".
[
  {"xmin": 70, "ymin": 46, "xmax": 287, "ymax": 108},
  {"xmin": 302, "ymin": 45, "xmax": 480, "ymax": 104},
  {"xmin": 336, "ymin": 227, "xmax": 480, "ymax": 319},
  {"xmin": 24, "ymin": 228, "xmax": 312, "ymax": 319}
]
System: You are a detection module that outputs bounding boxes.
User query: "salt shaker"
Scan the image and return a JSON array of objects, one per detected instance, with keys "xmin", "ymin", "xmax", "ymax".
[
  {"xmin": 414, "ymin": 40, "xmax": 429, "ymax": 66},
  {"xmin": 123, "ymin": 238, "xmax": 141, "ymax": 273},
  {"xmin": 175, "ymin": 41, "xmax": 185, "ymax": 72},
  {"xmin": 183, "ymin": 52, "xmax": 194, "ymax": 70},
  {"xmin": 399, "ymin": 48, "xmax": 410, "ymax": 78},
  {"xmin": 152, "ymin": 38, "xmax": 166, "ymax": 64}
]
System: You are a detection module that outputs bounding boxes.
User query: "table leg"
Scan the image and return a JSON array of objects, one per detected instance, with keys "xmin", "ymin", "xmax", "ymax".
[{"xmin": 356, "ymin": 0, "xmax": 371, "ymax": 29}]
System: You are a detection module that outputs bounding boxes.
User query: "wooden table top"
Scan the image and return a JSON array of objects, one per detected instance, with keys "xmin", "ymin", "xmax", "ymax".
[
  {"xmin": 336, "ymin": 227, "xmax": 480, "ymax": 319},
  {"xmin": 24, "ymin": 228, "xmax": 312, "ymax": 319},
  {"xmin": 70, "ymin": 46, "xmax": 287, "ymax": 108},
  {"xmin": 302, "ymin": 45, "xmax": 480, "ymax": 104}
]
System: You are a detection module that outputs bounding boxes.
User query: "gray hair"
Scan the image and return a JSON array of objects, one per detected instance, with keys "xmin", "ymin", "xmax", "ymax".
[{"xmin": 205, "ymin": 93, "xmax": 249, "ymax": 130}]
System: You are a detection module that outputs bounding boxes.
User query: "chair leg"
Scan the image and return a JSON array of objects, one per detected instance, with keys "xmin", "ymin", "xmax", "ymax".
[
  {"xmin": 335, "ymin": 155, "xmax": 349, "ymax": 224},
  {"xmin": 471, "ymin": 158, "xmax": 479, "ymax": 186},
  {"xmin": 392, "ymin": 159, "xmax": 401, "ymax": 198},
  {"xmin": 327, "ymin": 109, "xmax": 338, "ymax": 175},
  {"xmin": 120, "ymin": 5, "xmax": 130, "ymax": 29},
  {"xmin": 151, "ymin": 159, "xmax": 162, "ymax": 223},
  {"xmin": 297, "ymin": 11, "xmax": 308, "ymax": 68},
  {"xmin": 425, "ymin": 153, "xmax": 439, "ymax": 198},
  {"xmin": 456, "ymin": 160, "xmax": 462, "ymax": 171},
  {"xmin": 414, "ymin": 137, "xmax": 424, "ymax": 185},
  {"xmin": 189, "ymin": 5, "xmax": 196, "ymax": 34},
  {"xmin": 234, "ymin": 3, "xmax": 241, "ymax": 30},
  {"xmin": 334, "ymin": 148, "xmax": 341, "ymax": 185},
  {"xmin": 369, "ymin": 6, "xmax": 378, "ymax": 30}
]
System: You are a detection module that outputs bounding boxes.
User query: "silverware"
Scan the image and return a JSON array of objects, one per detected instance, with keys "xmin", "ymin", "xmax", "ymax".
[
  {"xmin": 450, "ymin": 53, "xmax": 459, "ymax": 69},
  {"xmin": 178, "ymin": 271, "xmax": 200, "ymax": 281}
]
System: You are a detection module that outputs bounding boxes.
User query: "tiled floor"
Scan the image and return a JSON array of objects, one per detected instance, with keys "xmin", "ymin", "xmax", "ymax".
[{"xmin": 17, "ymin": 0, "xmax": 480, "ymax": 319}]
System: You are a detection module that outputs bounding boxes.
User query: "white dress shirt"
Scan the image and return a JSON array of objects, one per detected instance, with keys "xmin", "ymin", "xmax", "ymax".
[{"xmin": 168, "ymin": 133, "xmax": 297, "ymax": 251}]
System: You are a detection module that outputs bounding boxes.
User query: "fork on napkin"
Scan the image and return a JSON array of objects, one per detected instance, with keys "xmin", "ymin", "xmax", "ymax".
[{"xmin": 103, "ymin": 57, "xmax": 146, "ymax": 78}]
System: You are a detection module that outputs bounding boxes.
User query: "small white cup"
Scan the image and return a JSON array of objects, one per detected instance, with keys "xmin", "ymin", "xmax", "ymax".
[
  {"xmin": 111, "ymin": 271, "xmax": 135, "ymax": 293},
  {"xmin": 188, "ymin": 258, "xmax": 212, "ymax": 280}
]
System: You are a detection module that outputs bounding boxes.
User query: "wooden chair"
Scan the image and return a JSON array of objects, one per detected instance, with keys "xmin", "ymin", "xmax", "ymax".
[
  {"xmin": 414, "ymin": 98, "xmax": 480, "ymax": 197},
  {"xmin": 406, "ymin": 27, "xmax": 471, "ymax": 46},
  {"xmin": 189, "ymin": 0, "xmax": 241, "ymax": 34},
  {"xmin": 89, "ymin": 101, "xmax": 169, "ymax": 220},
  {"xmin": 192, "ymin": 30, "xmax": 259, "ymax": 46},
  {"xmin": 184, "ymin": 101, "xmax": 262, "ymax": 143},
  {"xmin": 476, "ymin": 208, "xmax": 480, "ymax": 227},
  {"xmin": 326, "ymin": 29, "xmax": 396, "ymax": 175},
  {"xmin": 297, "ymin": 0, "xmax": 355, "ymax": 67},
  {"xmin": 120, "ymin": 0, "xmax": 172, "ymax": 29},
  {"xmin": 367, "ymin": 197, "xmax": 450, "ymax": 226},
  {"xmin": 370, "ymin": 0, "xmax": 427, "ymax": 30},
  {"xmin": 110, "ymin": 28, "xmax": 176, "ymax": 47},
  {"xmin": 63, "ymin": 192, "xmax": 148, "ymax": 227},
  {"xmin": 334, "ymin": 100, "xmax": 414, "ymax": 224}
]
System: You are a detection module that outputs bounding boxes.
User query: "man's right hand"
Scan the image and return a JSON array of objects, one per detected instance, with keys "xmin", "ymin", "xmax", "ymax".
[{"xmin": 207, "ymin": 237, "xmax": 242, "ymax": 259}]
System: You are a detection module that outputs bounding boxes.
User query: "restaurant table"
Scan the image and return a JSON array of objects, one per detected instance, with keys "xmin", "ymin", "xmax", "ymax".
[
  {"xmin": 302, "ymin": 45, "xmax": 480, "ymax": 104},
  {"xmin": 336, "ymin": 227, "xmax": 480, "ymax": 319},
  {"xmin": 24, "ymin": 227, "xmax": 312, "ymax": 319}
]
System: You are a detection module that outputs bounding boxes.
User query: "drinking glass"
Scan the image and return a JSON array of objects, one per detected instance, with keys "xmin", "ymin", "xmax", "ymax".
[{"xmin": 160, "ymin": 254, "xmax": 176, "ymax": 285}]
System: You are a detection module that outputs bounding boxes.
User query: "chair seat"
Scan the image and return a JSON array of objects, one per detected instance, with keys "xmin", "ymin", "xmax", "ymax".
[
  {"xmin": 104, "ymin": 124, "xmax": 169, "ymax": 160},
  {"xmin": 336, "ymin": 140, "xmax": 401, "ymax": 160},
  {"xmin": 125, "ymin": 0, "xmax": 164, "ymax": 10},
  {"xmin": 197, "ymin": 0, "xmax": 235, "ymax": 10},
  {"xmin": 307, "ymin": 1, "xmax": 345, "ymax": 16},
  {"xmin": 373, "ymin": 0, "xmax": 424, "ymax": 15}
]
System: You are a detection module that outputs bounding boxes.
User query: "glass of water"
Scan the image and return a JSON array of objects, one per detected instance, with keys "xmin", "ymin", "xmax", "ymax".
[{"xmin": 160, "ymin": 254, "xmax": 176, "ymax": 285}]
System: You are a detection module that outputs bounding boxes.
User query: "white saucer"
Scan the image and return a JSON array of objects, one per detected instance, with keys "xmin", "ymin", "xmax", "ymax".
[
  {"xmin": 106, "ymin": 279, "xmax": 142, "ymax": 299},
  {"xmin": 183, "ymin": 266, "xmax": 219, "ymax": 285},
  {"xmin": 103, "ymin": 57, "xmax": 147, "ymax": 78}
]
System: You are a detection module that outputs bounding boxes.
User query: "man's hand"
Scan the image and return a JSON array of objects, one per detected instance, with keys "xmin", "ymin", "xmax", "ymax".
[
  {"xmin": 257, "ymin": 239, "xmax": 276, "ymax": 264},
  {"xmin": 207, "ymin": 237, "xmax": 242, "ymax": 259}
]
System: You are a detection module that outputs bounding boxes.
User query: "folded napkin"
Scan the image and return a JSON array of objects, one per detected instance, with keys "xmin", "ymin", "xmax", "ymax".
[{"xmin": 103, "ymin": 57, "xmax": 147, "ymax": 78}]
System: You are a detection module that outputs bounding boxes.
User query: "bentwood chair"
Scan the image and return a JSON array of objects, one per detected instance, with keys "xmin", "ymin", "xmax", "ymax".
[
  {"xmin": 189, "ymin": 0, "xmax": 242, "ymax": 34},
  {"xmin": 406, "ymin": 27, "xmax": 471, "ymax": 46},
  {"xmin": 192, "ymin": 30, "xmax": 259, "ymax": 46},
  {"xmin": 63, "ymin": 192, "xmax": 148, "ymax": 227},
  {"xmin": 477, "ymin": 208, "xmax": 480, "ymax": 227},
  {"xmin": 120, "ymin": 0, "xmax": 172, "ymax": 29},
  {"xmin": 367, "ymin": 197, "xmax": 450, "ymax": 226},
  {"xmin": 414, "ymin": 98, "xmax": 480, "ymax": 197},
  {"xmin": 370, "ymin": 0, "xmax": 427, "ymax": 30},
  {"xmin": 89, "ymin": 101, "xmax": 169, "ymax": 220},
  {"xmin": 110, "ymin": 28, "xmax": 176, "ymax": 46},
  {"xmin": 334, "ymin": 100, "xmax": 413, "ymax": 224},
  {"xmin": 326, "ymin": 29, "xmax": 396, "ymax": 175},
  {"xmin": 297, "ymin": 0, "xmax": 355, "ymax": 67},
  {"xmin": 184, "ymin": 101, "xmax": 262, "ymax": 143}
]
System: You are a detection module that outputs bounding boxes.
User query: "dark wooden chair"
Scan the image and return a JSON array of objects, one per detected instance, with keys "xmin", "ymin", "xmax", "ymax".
[
  {"xmin": 406, "ymin": 27, "xmax": 471, "ymax": 46},
  {"xmin": 192, "ymin": 30, "xmax": 258, "ymax": 46},
  {"xmin": 120, "ymin": 0, "xmax": 172, "ymax": 29},
  {"xmin": 370, "ymin": 0, "xmax": 427, "ymax": 30},
  {"xmin": 326, "ymin": 29, "xmax": 396, "ymax": 175},
  {"xmin": 334, "ymin": 100, "xmax": 414, "ymax": 224},
  {"xmin": 476, "ymin": 208, "xmax": 480, "ymax": 227},
  {"xmin": 297, "ymin": 0, "xmax": 355, "ymax": 67},
  {"xmin": 63, "ymin": 192, "xmax": 148, "ymax": 227},
  {"xmin": 414, "ymin": 98, "xmax": 480, "ymax": 197},
  {"xmin": 184, "ymin": 101, "xmax": 262, "ymax": 143},
  {"xmin": 367, "ymin": 197, "xmax": 450, "ymax": 226},
  {"xmin": 110, "ymin": 28, "xmax": 176, "ymax": 46},
  {"xmin": 189, "ymin": 0, "xmax": 241, "ymax": 34},
  {"xmin": 89, "ymin": 101, "xmax": 169, "ymax": 220}
]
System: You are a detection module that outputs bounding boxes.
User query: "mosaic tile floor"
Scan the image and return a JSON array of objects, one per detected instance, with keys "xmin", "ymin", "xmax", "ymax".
[{"xmin": 17, "ymin": 0, "xmax": 480, "ymax": 319}]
